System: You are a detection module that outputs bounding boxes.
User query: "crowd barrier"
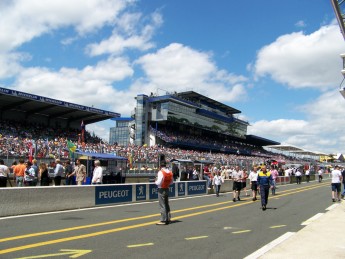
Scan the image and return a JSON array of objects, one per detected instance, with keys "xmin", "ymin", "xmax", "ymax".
[{"xmin": 0, "ymin": 175, "xmax": 315, "ymax": 217}]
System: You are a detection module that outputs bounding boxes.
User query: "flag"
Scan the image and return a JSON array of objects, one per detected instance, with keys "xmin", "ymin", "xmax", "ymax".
[
  {"xmin": 81, "ymin": 120, "xmax": 85, "ymax": 130},
  {"xmin": 81, "ymin": 120, "xmax": 85, "ymax": 143},
  {"xmin": 67, "ymin": 140, "xmax": 77, "ymax": 153}
]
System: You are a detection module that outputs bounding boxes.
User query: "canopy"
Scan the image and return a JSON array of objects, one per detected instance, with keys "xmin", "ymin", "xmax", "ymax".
[{"xmin": 75, "ymin": 151, "xmax": 127, "ymax": 160}]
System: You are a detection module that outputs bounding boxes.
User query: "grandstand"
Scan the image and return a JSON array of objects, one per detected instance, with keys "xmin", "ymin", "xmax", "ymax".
[
  {"xmin": 0, "ymin": 87, "xmax": 120, "ymax": 128},
  {"xmin": 130, "ymin": 91, "xmax": 279, "ymax": 156},
  {"xmin": 0, "ymin": 87, "xmax": 120, "ymax": 159},
  {"xmin": 0, "ymin": 87, "xmax": 330, "ymax": 182}
]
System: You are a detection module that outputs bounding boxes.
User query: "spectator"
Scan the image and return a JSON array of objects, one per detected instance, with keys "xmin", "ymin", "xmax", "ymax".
[
  {"xmin": 91, "ymin": 160, "xmax": 103, "ymax": 184},
  {"xmin": 0, "ymin": 159, "xmax": 10, "ymax": 187},
  {"xmin": 39, "ymin": 162, "xmax": 50, "ymax": 186},
  {"xmin": 24, "ymin": 161, "xmax": 36, "ymax": 187},
  {"xmin": 72, "ymin": 159, "xmax": 87, "ymax": 185},
  {"xmin": 54, "ymin": 159, "xmax": 64, "ymax": 186},
  {"xmin": 64, "ymin": 160, "xmax": 74, "ymax": 185},
  {"xmin": 13, "ymin": 159, "xmax": 26, "ymax": 187}
]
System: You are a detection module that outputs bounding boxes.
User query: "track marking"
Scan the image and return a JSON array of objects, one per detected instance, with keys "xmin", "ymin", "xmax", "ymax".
[
  {"xmin": 301, "ymin": 213, "xmax": 324, "ymax": 226},
  {"xmin": 223, "ymin": 227, "xmax": 233, "ymax": 230},
  {"xmin": 0, "ymin": 183, "xmax": 328, "ymax": 245},
  {"xmin": 326, "ymin": 204, "xmax": 339, "ymax": 211},
  {"xmin": 0, "ymin": 182, "xmax": 329, "ymax": 255},
  {"xmin": 270, "ymin": 225, "xmax": 286, "ymax": 229},
  {"xmin": 244, "ymin": 232, "xmax": 295, "ymax": 259},
  {"xmin": 127, "ymin": 243, "xmax": 154, "ymax": 248},
  {"xmin": 232, "ymin": 230, "xmax": 251, "ymax": 234},
  {"xmin": 185, "ymin": 236, "xmax": 208, "ymax": 240}
]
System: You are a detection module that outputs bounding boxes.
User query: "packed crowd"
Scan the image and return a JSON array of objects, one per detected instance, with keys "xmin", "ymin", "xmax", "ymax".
[{"xmin": 0, "ymin": 119, "xmax": 310, "ymax": 169}]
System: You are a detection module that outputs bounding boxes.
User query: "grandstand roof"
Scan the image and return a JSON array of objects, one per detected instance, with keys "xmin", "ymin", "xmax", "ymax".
[
  {"xmin": 0, "ymin": 87, "xmax": 120, "ymax": 124},
  {"xmin": 176, "ymin": 91, "xmax": 241, "ymax": 115},
  {"xmin": 265, "ymin": 144, "xmax": 303, "ymax": 152},
  {"xmin": 245, "ymin": 135, "xmax": 280, "ymax": 146}
]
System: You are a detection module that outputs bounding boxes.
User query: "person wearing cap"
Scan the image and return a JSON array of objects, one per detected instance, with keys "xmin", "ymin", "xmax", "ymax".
[
  {"xmin": 155, "ymin": 160, "xmax": 173, "ymax": 225},
  {"xmin": 257, "ymin": 165, "xmax": 273, "ymax": 211}
]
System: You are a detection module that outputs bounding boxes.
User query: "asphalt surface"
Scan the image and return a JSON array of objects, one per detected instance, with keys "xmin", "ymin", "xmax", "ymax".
[{"xmin": 0, "ymin": 179, "xmax": 335, "ymax": 259}]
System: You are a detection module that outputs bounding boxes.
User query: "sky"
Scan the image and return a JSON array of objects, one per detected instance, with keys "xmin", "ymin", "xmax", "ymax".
[{"xmin": 0, "ymin": 0, "xmax": 345, "ymax": 155}]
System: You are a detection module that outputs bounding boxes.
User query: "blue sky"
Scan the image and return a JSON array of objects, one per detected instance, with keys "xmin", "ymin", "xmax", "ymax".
[{"xmin": 1, "ymin": 0, "xmax": 345, "ymax": 154}]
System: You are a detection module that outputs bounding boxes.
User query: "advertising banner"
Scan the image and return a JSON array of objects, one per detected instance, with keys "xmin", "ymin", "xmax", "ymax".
[
  {"xmin": 136, "ymin": 184, "xmax": 147, "ymax": 201},
  {"xmin": 95, "ymin": 185, "xmax": 132, "ymax": 205},
  {"xmin": 149, "ymin": 184, "xmax": 175, "ymax": 200},
  {"xmin": 187, "ymin": 181, "xmax": 207, "ymax": 195}
]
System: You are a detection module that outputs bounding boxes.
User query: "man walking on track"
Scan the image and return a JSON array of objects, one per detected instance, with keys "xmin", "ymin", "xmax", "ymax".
[
  {"xmin": 155, "ymin": 160, "xmax": 174, "ymax": 225},
  {"xmin": 257, "ymin": 166, "xmax": 273, "ymax": 211}
]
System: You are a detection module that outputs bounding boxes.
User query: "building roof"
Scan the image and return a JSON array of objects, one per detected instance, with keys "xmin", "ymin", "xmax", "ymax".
[
  {"xmin": 0, "ymin": 87, "xmax": 120, "ymax": 125},
  {"xmin": 244, "ymin": 135, "xmax": 280, "ymax": 146},
  {"xmin": 176, "ymin": 91, "xmax": 241, "ymax": 115}
]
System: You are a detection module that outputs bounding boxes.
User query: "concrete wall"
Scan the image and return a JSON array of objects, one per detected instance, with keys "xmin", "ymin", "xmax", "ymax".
[
  {"xmin": 0, "ymin": 176, "xmax": 311, "ymax": 217},
  {"xmin": 0, "ymin": 181, "xmax": 208, "ymax": 217},
  {"xmin": 1, "ymin": 186, "xmax": 95, "ymax": 217}
]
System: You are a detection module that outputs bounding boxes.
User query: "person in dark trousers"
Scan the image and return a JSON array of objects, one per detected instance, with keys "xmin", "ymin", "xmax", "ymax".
[
  {"xmin": 0, "ymin": 159, "xmax": 10, "ymax": 187},
  {"xmin": 64, "ymin": 160, "xmax": 74, "ymax": 185},
  {"xmin": 53, "ymin": 159, "xmax": 64, "ymax": 186},
  {"xmin": 257, "ymin": 166, "xmax": 273, "ymax": 211},
  {"xmin": 212, "ymin": 169, "xmax": 224, "ymax": 197},
  {"xmin": 155, "ymin": 160, "xmax": 173, "ymax": 225},
  {"xmin": 39, "ymin": 162, "xmax": 50, "ymax": 186}
]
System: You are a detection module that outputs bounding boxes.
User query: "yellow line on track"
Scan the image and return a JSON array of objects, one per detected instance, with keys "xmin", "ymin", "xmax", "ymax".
[
  {"xmin": 0, "ymin": 182, "xmax": 329, "ymax": 255},
  {"xmin": 185, "ymin": 236, "xmax": 208, "ymax": 240},
  {"xmin": 1, "ymin": 183, "xmax": 327, "ymax": 243},
  {"xmin": 127, "ymin": 243, "xmax": 154, "ymax": 248},
  {"xmin": 270, "ymin": 225, "xmax": 286, "ymax": 229}
]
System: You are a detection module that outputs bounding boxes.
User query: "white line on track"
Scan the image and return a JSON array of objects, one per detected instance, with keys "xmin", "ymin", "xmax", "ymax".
[
  {"xmin": 326, "ymin": 203, "xmax": 339, "ymax": 211},
  {"xmin": 301, "ymin": 213, "xmax": 324, "ymax": 226},
  {"xmin": 244, "ymin": 232, "xmax": 295, "ymax": 259}
]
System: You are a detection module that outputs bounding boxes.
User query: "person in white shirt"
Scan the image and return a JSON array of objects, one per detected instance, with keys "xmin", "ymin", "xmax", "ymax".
[
  {"xmin": 318, "ymin": 168, "xmax": 324, "ymax": 182},
  {"xmin": 0, "ymin": 159, "xmax": 10, "ymax": 187},
  {"xmin": 91, "ymin": 160, "xmax": 103, "ymax": 184},
  {"xmin": 295, "ymin": 169, "xmax": 302, "ymax": 184},
  {"xmin": 331, "ymin": 165, "xmax": 343, "ymax": 202},
  {"xmin": 248, "ymin": 166, "xmax": 259, "ymax": 201},
  {"xmin": 232, "ymin": 166, "xmax": 243, "ymax": 202},
  {"xmin": 212, "ymin": 169, "xmax": 224, "ymax": 197},
  {"xmin": 305, "ymin": 168, "xmax": 310, "ymax": 183}
]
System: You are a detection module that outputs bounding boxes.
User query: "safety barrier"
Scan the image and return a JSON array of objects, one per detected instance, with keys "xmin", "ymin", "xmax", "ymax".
[
  {"xmin": 0, "ymin": 175, "xmax": 315, "ymax": 217},
  {"xmin": 0, "ymin": 181, "xmax": 207, "ymax": 217}
]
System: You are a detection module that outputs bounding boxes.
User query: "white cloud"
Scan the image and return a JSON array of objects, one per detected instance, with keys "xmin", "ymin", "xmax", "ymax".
[
  {"xmin": 253, "ymin": 24, "xmax": 345, "ymax": 90},
  {"xmin": 135, "ymin": 43, "xmax": 248, "ymax": 102},
  {"xmin": 295, "ymin": 20, "xmax": 306, "ymax": 28},
  {"xmin": 0, "ymin": 0, "xmax": 131, "ymax": 53},
  {"xmin": 85, "ymin": 11, "xmax": 163, "ymax": 56},
  {"xmin": 14, "ymin": 56, "xmax": 135, "ymax": 115},
  {"xmin": 247, "ymin": 89, "xmax": 345, "ymax": 153}
]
